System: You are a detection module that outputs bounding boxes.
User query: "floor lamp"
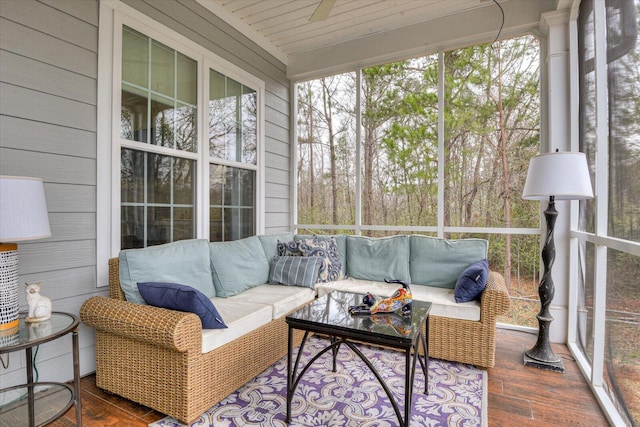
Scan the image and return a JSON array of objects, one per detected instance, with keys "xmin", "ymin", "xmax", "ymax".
[
  {"xmin": 0, "ymin": 176, "xmax": 51, "ymax": 337},
  {"xmin": 521, "ymin": 151, "xmax": 593, "ymax": 372}
]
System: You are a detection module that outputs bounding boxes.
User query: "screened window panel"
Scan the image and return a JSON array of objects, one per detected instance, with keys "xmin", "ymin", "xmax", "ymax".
[
  {"xmin": 174, "ymin": 104, "xmax": 197, "ymax": 152},
  {"xmin": 150, "ymin": 93, "xmax": 174, "ymax": 148},
  {"xmin": 575, "ymin": 240, "xmax": 595, "ymax": 365},
  {"xmin": 121, "ymin": 148, "xmax": 195, "ymax": 249},
  {"xmin": 361, "ymin": 58, "xmax": 439, "ymax": 227},
  {"xmin": 121, "ymin": 85, "xmax": 148, "ymax": 143},
  {"xmin": 601, "ymin": 2, "xmax": 640, "ymax": 424},
  {"xmin": 209, "ymin": 164, "xmax": 255, "ymax": 242},
  {"xmin": 150, "ymin": 40, "xmax": 174, "ymax": 97},
  {"xmin": 120, "ymin": 26, "xmax": 197, "ymax": 152},
  {"xmin": 296, "ymin": 73, "xmax": 357, "ymax": 226},
  {"xmin": 209, "ymin": 69, "xmax": 257, "ymax": 164},
  {"xmin": 606, "ymin": 0, "xmax": 640, "ymax": 243},
  {"xmin": 578, "ymin": 0, "xmax": 597, "ymax": 234},
  {"xmin": 177, "ymin": 53, "xmax": 197, "ymax": 105},
  {"xmin": 121, "ymin": 205, "xmax": 144, "ymax": 249},
  {"xmin": 122, "ymin": 27, "xmax": 148, "ymax": 88},
  {"xmin": 241, "ymin": 86, "xmax": 257, "ymax": 165},
  {"xmin": 120, "ymin": 27, "xmax": 201, "ymax": 249},
  {"xmin": 604, "ymin": 248, "xmax": 640, "ymax": 425},
  {"xmin": 121, "ymin": 148, "xmax": 144, "ymax": 204},
  {"xmin": 147, "ymin": 206, "xmax": 170, "ymax": 246},
  {"xmin": 442, "ymin": 38, "xmax": 540, "ymax": 230}
]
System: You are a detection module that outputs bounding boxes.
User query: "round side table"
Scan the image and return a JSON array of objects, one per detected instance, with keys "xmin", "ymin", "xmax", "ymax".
[{"xmin": 0, "ymin": 312, "xmax": 81, "ymax": 427}]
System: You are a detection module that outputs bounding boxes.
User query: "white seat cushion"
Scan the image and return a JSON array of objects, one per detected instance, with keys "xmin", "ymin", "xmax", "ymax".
[
  {"xmin": 201, "ymin": 299, "xmax": 272, "ymax": 353},
  {"xmin": 232, "ymin": 284, "xmax": 316, "ymax": 319},
  {"xmin": 316, "ymin": 278, "xmax": 481, "ymax": 321},
  {"xmin": 201, "ymin": 284, "xmax": 315, "ymax": 353}
]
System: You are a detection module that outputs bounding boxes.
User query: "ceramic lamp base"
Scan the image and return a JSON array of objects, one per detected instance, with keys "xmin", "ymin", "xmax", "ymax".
[{"xmin": 0, "ymin": 244, "xmax": 20, "ymax": 333}]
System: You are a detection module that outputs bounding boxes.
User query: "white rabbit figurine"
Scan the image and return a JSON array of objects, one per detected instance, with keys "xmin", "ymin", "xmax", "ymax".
[{"xmin": 25, "ymin": 282, "xmax": 52, "ymax": 322}]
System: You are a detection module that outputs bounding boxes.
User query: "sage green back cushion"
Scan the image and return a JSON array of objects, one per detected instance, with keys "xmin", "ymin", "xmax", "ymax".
[
  {"xmin": 119, "ymin": 239, "xmax": 215, "ymax": 305},
  {"xmin": 209, "ymin": 236, "xmax": 270, "ymax": 297},
  {"xmin": 409, "ymin": 235, "xmax": 488, "ymax": 288},
  {"xmin": 258, "ymin": 231, "xmax": 294, "ymax": 261},
  {"xmin": 346, "ymin": 235, "xmax": 410, "ymax": 283}
]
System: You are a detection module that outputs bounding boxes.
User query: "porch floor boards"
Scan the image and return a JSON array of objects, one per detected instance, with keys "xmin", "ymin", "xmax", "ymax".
[{"xmin": 49, "ymin": 329, "xmax": 609, "ymax": 426}]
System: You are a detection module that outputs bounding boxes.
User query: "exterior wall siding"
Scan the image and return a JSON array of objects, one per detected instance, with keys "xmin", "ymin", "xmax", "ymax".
[{"xmin": 0, "ymin": 0, "xmax": 290, "ymax": 386}]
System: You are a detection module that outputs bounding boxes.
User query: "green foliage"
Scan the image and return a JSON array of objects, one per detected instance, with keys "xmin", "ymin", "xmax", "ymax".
[{"xmin": 296, "ymin": 34, "xmax": 542, "ymax": 267}]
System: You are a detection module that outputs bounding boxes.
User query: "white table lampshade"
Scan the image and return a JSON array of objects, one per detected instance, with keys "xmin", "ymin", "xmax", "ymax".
[
  {"xmin": 0, "ymin": 176, "xmax": 51, "ymax": 334},
  {"xmin": 523, "ymin": 151, "xmax": 594, "ymax": 200}
]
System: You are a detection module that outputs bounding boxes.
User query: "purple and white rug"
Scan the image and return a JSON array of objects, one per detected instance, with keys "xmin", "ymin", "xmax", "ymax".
[{"xmin": 149, "ymin": 336, "xmax": 487, "ymax": 427}]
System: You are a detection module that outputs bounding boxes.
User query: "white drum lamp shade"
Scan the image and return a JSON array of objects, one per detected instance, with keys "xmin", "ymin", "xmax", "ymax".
[
  {"xmin": 0, "ymin": 176, "xmax": 51, "ymax": 333},
  {"xmin": 523, "ymin": 151, "xmax": 594, "ymax": 200}
]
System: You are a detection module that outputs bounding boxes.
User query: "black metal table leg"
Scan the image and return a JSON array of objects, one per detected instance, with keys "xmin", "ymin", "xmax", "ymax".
[
  {"xmin": 26, "ymin": 347, "xmax": 34, "ymax": 427},
  {"xmin": 286, "ymin": 326, "xmax": 293, "ymax": 423},
  {"xmin": 72, "ymin": 330, "xmax": 82, "ymax": 426},
  {"xmin": 404, "ymin": 346, "xmax": 412, "ymax": 427},
  {"xmin": 423, "ymin": 322, "xmax": 429, "ymax": 393}
]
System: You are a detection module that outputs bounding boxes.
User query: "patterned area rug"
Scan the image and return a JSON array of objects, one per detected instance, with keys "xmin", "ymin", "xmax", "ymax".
[{"xmin": 149, "ymin": 336, "xmax": 487, "ymax": 427}]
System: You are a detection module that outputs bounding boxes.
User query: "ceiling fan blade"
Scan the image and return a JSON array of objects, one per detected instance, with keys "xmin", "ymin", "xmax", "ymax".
[{"xmin": 309, "ymin": 0, "xmax": 336, "ymax": 22}]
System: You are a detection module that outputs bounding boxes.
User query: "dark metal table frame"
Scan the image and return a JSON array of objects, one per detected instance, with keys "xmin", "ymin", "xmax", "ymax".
[
  {"xmin": 285, "ymin": 291, "xmax": 430, "ymax": 427},
  {"xmin": 0, "ymin": 312, "xmax": 81, "ymax": 427}
]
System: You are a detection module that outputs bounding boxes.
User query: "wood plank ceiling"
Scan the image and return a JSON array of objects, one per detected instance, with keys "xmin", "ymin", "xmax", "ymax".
[{"xmin": 197, "ymin": 0, "xmax": 504, "ymax": 62}]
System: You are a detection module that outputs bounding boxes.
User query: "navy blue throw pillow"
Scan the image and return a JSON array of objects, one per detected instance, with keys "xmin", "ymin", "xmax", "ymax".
[
  {"xmin": 454, "ymin": 259, "xmax": 489, "ymax": 303},
  {"xmin": 137, "ymin": 282, "xmax": 227, "ymax": 329}
]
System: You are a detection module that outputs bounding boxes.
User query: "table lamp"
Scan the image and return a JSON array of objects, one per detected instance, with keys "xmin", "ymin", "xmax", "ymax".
[
  {"xmin": 0, "ymin": 176, "xmax": 51, "ymax": 335},
  {"xmin": 521, "ymin": 150, "xmax": 593, "ymax": 372}
]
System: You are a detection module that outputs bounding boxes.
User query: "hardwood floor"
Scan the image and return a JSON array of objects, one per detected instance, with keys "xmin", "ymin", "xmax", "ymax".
[
  {"xmin": 488, "ymin": 329, "xmax": 609, "ymax": 426},
  {"xmin": 49, "ymin": 329, "xmax": 609, "ymax": 426}
]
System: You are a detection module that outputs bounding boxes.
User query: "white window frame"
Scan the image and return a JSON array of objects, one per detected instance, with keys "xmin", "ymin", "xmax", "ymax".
[{"xmin": 97, "ymin": 0, "xmax": 265, "ymax": 286}]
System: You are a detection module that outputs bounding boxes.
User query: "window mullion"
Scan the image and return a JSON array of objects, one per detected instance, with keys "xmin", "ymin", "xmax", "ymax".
[
  {"xmin": 120, "ymin": 140, "xmax": 198, "ymax": 159},
  {"xmin": 355, "ymin": 69, "xmax": 362, "ymax": 236},
  {"xmin": 437, "ymin": 50, "xmax": 445, "ymax": 239},
  {"xmin": 147, "ymin": 37, "xmax": 152, "ymax": 145},
  {"xmin": 143, "ymin": 152, "xmax": 148, "ymax": 247},
  {"xmin": 198, "ymin": 61, "xmax": 209, "ymax": 241}
]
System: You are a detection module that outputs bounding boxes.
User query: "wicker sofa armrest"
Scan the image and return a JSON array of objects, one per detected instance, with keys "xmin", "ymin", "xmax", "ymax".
[
  {"xmin": 80, "ymin": 296, "xmax": 202, "ymax": 352},
  {"xmin": 480, "ymin": 271, "xmax": 511, "ymax": 323}
]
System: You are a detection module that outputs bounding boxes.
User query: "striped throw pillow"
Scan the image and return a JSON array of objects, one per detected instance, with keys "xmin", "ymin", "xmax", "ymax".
[{"xmin": 269, "ymin": 256, "xmax": 323, "ymax": 288}]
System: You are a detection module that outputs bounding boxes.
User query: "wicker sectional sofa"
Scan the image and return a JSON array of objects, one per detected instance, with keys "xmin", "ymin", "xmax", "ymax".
[{"xmin": 80, "ymin": 233, "xmax": 509, "ymax": 424}]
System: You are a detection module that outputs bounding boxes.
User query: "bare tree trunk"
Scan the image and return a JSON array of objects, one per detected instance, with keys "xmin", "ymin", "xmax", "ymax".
[
  {"xmin": 297, "ymin": 84, "xmax": 316, "ymax": 221},
  {"xmin": 465, "ymin": 139, "xmax": 484, "ymax": 226},
  {"xmin": 308, "ymin": 98, "xmax": 315, "ymax": 215},
  {"xmin": 321, "ymin": 78, "xmax": 339, "ymax": 224},
  {"xmin": 362, "ymin": 75, "xmax": 375, "ymax": 227}
]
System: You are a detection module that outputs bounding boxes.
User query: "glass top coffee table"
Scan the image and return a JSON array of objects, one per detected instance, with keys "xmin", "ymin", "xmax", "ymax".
[{"xmin": 285, "ymin": 290, "xmax": 431, "ymax": 427}]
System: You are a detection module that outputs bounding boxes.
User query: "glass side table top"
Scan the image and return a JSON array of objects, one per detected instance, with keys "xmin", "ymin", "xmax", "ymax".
[
  {"xmin": 286, "ymin": 291, "xmax": 431, "ymax": 344},
  {"xmin": 0, "ymin": 312, "xmax": 79, "ymax": 352}
]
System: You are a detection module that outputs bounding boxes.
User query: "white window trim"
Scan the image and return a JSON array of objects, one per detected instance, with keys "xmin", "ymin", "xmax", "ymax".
[{"xmin": 97, "ymin": 0, "xmax": 265, "ymax": 286}]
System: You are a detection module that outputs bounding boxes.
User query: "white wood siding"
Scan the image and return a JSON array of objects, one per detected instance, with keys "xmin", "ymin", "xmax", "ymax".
[
  {"xmin": 0, "ymin": 0, "xmax": 290, "ymax": 386},
  {"xmin": 0, "ymin": 0, "xmax": 100, "ymax": 386}
]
